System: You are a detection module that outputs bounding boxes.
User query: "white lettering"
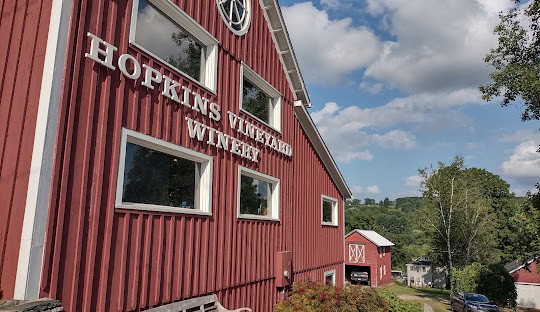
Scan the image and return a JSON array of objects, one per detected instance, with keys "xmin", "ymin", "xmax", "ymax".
[
  {"xmin": 181, "ymin": 86, "xmax": 192, "ymax": 108},
  {"xmin": 217, "ymin": 132, "xmax": 229, "ymax": 150},
  {"xmin": 141, "ymin": 65, "xmax": 162, "ymax": 89},
  {"xmin": 192, "ymin": 93, "xmax": 208, "ymax": 115},
  {"xmin": 85, "ymin": 32, "xmax": 117, "ymax": 70},
  {"xmin": 185, "ymin": 117, "xmax": 207, "ymax": 141},
  {"xmin": 209, "ymin": 102, "xmax": 221, "ymax": 122},
  {"xmin": 162, "ymin": 76, "xmax": 181, "ymax": 103},
  {"xmin": 118, "ymin": 54, "xmax": 141, "ymax": 80},
  {"xmin": 228, "ymin": 111, "xmax": 239, "ymax": 130}
]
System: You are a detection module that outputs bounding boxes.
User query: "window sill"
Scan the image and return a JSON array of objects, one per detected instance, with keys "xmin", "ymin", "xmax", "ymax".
[
  {"xmin": 237, "ymin": 214, "xmax": 280, "ymax": 222},
  {"xmin": 116, "ymin": 203, "xmax": 212, "ymax": 216},
  {"xmin": 322, "ymin": 222, "xmax": 338, "ymax": 227},
  {"xmin": 129, "ymin": 41, "xmax": 217, "ymax": 95},
  {"xmin": 239, "ymin": 108, "xmax": 282, "ymax": 134}
]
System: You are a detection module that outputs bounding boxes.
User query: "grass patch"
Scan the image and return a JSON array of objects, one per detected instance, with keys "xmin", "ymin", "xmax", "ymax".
[{"xmin": 381, "ymin": 282, "xmax": 451, "ymax": 312}]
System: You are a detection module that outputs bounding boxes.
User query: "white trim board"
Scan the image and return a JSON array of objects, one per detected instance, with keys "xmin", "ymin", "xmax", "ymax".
[{"xmin": 15, "ymin": 0, "xmax": 74, "ymax": 300}]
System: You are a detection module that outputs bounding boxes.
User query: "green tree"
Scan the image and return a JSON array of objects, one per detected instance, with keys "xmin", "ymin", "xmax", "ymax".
[
  {"xmin": 395, "ymin": 197, "xmax": 423, "ymax": 213},
  {"xmin": 451, "ymin": 263, "xmax": 516, "ymax": 308},
  {"xmin": 511, "ymin": 187, "xmax": 540, "ymax": 262},
  {"xmin": 419, "ymin": 156, "xmax": 495, "ymax": 270},
  {"xmin": 364, "ymin": 198, "xmax": 376, "ymax": 205},
  {"xmin": 480, "ymin": 0, "xmax": 540, "ymax": 121},
  {"xmin": 383, "ymin": 197, "xmax": 391, "ymax": 207}
]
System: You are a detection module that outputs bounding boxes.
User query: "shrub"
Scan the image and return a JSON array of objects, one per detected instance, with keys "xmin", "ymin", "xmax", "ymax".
[
  {"xmin": 451, "ymin": 263, "xmax": 516, "ymax": 308},
  {"xmin": 274, "ymin": 281, "xmax": 388, "ymax": 312},
  {"xmin": 378, "ymin": 291, "xmax": 423, "ymax": 312}
]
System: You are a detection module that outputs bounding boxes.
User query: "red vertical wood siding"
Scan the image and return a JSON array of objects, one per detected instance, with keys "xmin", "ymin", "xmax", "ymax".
[
  {"xmin": 37, "ymin": 0, "xmax": 345, "ymax": 311},
  {"xmin": 0, "ymin": 0, "xmax": 53, "ymax": 299},
  {"xmin": 513, "ymin": 262, "xmax": 540, "ymax": 284}
]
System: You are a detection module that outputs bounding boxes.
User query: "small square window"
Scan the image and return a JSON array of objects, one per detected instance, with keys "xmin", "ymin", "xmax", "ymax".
[
  {"xmin": 237, "ymin": 166, "xmax": 280, "ymax": 221},
  {"xmin": 130, "ymin": 0, "xmax": 218, "ymax": 91},
  {"xmin": 324, "ymin": 270, "xmax": 336, "ymax": 286},
  {"xmin": 240, "ymin": 64, "xmax": 282, "ymax": 131},
  {"xmin": 116, "ymin": 128, "xmax": 213, "ymax": 214},
  {"xmin": 321, "ymin": 195, "xmax": 338, "ymax": 226}
]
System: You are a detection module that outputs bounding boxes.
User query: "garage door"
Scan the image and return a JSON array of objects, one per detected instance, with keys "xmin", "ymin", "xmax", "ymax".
[{"xmin": 516, "ymin": 283, "xmax": 540, "ymax": 309}]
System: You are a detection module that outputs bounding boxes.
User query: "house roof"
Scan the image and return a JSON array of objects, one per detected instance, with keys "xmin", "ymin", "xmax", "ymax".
[
  {"xmin": 260, "ymin": 1, "xmax": 352, "ymax": 198},
  {"xmin": 505, "ymin": 259, "xmax": 535, "ymax": 274},
  {"xmin": 345, "ymin": 230, "xmax": 394, "ymax": 247}
]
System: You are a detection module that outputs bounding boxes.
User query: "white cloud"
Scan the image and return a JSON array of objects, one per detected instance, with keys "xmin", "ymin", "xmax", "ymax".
[
  {"xmin": 351, "ymin": 185, "xmax": 381, "ymax": 196},
  {"xmin": 371, "ymin": 130, "xmax": 416, "ymax": 149},
  {"xmin": 499, "ymin": 129, "xmax": 538, "ymax": 143},
  {"xmin": 281, "ymin": 2, "xmax": 381, "ymax": 83},
  {"xmin": 283, "ymin": 0, "xmax": 514, "ymax": 92},
  {"xmin": 363, "ymin": 0, "xmax": 515, "ymax": 93},
  {"xmin": 501, "ymin": 139, "xmax": 540, "ymax": 185},
  {"xmin": 320, "ymin": 0, "xmax": 339, "ymax": 9},
  {"xmin": 335, "ymin": 151, "xmax": 374, "ymax": 163},
  {"xmin": 404, "ymin": 175, "xmax": 423, "ymax": 187},
  {"xmin": 359, "ymin": 81, "xmax": 383, "ymax": 94},
  {"xmin": 310, "ymin": 89, "xmax": 482, "ymax": 163}
]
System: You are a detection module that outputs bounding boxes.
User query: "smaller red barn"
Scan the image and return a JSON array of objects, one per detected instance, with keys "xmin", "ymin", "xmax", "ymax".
[
  {"xmin": 345, "ymin": 230, "xmax": 394, "ymax": 287},
  {"xmin": 506, "ymin": 260, "xmax": 540, "ymax": 309}
]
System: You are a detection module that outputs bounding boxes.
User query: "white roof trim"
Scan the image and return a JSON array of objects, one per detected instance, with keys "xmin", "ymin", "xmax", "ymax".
[
  {"xmin": 509, "ymin": 259, "xmax": 535, "ymax": 274},
  {"xmin": 259, "ymin": 0, "xmax": 311, "ymax": 107},
  {"xmin": 294, "ymin": 101, "xmax": 352, "ymax": 198},
  {"xmin": 345, "ymin": 229, "xmax": 395, "ymax": 247},
  {"xmin": 257, "ymin": 0, "xmax": 351, "ymax": 197}
]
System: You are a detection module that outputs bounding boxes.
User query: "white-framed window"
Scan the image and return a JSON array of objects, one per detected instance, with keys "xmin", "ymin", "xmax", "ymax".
[
  {"xmin": 217, "ymin": 0, "xmax": 252, "ymax": 36},
  {"xmin": 237, "ymin": 166, "xmax": 280, "ymax": 221},
  {"xmin": 115, "ymin": 128, "xmax": 213, "ymax": 214},
  {"xmin": 383, "ymin": 265, "xmax": 386, "ymax": 276},
  {"xmin": 382, "ymin": 247, "xmax": 386, "ymax": 256},
  {"xmin": 321, "ymin": 195, "xmax": 338, "ymax": 226},
  {"xmin": 324, "ymin": 270, "xmax": 336, "ymax": 286},
  {"xmin": 239, "ymin": 64, "xmax": 282, "ymax": 131},
  {"xmin": 380, "ymin": 265, "xmax": 382, "ymax": 280},
  {"xmin": 129, "ymin": 0, "xmax": 218, "ymax": 91}
]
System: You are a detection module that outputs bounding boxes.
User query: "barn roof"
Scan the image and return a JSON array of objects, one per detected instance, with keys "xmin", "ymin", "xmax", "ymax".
[
  {"xmin": 345, "ymin": 230, "xmax": 395, "ymax": 247},
  {"xmin": 260, "ymin": 0, "xmax": 352, "ymax": 198}
]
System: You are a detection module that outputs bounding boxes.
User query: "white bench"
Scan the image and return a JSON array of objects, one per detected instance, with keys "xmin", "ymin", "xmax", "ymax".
[{"xmin": 143, "ymin": 294, "xmax": 252, "ymax": 312}]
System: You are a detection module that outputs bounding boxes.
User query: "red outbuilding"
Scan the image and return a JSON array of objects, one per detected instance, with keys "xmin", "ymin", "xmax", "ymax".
[
  {"xmin": 506, "ymin": 260, "xmax": 540, "ymax": 309},
  {"xmin": 345, "ymin": 230, "xmax": 394, "ymax": 287},
  {"xmin": 0, "ymin": 0, "xmax": 352, "ymax": 311}
]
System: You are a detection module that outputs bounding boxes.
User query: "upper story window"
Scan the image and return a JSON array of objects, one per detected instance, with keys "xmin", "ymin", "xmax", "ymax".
[
  {"xmin": 217, "ymin": 0, "xmax": 251, "ymax": 36},
  {"xmin": 321, "ymin": 195, "xmax": 338, "ymax": 226},
  {"xmin": 130, "ymin": 0, "xmax": 218, "ymax": 91},
  {"xmin": 240, "ymin": 64, "xmax": 282, "ymax": 131},
  {"xmin": 238, "ymin": 166, "xmax": 280, "ymax": 221},
  {"xmin": 116, "ymin": 128, "xmax": 213, "ymax": 214}
]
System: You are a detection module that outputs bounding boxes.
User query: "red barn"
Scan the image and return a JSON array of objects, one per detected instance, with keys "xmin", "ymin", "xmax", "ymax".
[
  {"xmin": 507, "ymin": 260, "xmax": 540, "ymax": 309},
  {"xmin": 0, "ymin": 0, "xmax": 352, "ymax": 311},
  {"xmin": 345, "ymin": 230, "xmax": 394, "ymax": 287}
]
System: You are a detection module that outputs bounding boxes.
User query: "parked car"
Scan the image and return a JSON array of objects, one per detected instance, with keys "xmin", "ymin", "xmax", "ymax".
[
  {"xmin": 451, "ymin": 292, "xmax": 499, "ymax": 312},
  {"xmin": 350, "ymin": 271, "xmax": 369, "ymax": 284}
]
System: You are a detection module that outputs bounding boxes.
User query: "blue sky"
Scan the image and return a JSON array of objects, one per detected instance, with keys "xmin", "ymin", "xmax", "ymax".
[{"xmin": 279, "ymin": 0, "xmax": 540, "ymax": 200}]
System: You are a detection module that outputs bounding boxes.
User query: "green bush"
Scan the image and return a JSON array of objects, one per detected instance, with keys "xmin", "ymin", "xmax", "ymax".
[
  {"xmin": 274, "ymin": 281, "xmax": 388, "ymax": 312},
  {"xmin": 451, "ymin": 263, "xmax": 516, "ymax": 308},
  {"xmin": 378, "ymin": 291, "xmax": 423, "ymax": 312}
]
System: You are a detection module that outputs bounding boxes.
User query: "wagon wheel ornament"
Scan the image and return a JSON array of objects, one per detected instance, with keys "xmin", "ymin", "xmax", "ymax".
[{"xmin": 217, "ymin": 0, "xmax": 251, "ymax": 35}]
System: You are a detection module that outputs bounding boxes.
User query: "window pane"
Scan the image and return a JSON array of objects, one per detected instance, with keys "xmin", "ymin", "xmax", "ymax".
[
  {"xmin": 242, "ymin": 79, "xmax": 270, "ymax": 123},
  {"xmin": 122, "ymin": 142, "xmax": 196, "ymax": 208},
  {"xmin": 135, "ymin": 0, "xmax": 202, "ymax": 80},
  {"xmin": 322, "ymin": 200, "xmax": 333, "ymax": 223},
  {"xmin": 240, "ymin": 174, "xmax": 270, "ymax": 216}
]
